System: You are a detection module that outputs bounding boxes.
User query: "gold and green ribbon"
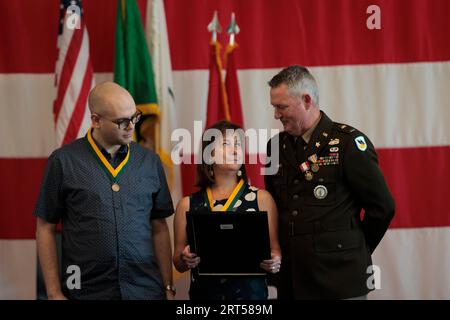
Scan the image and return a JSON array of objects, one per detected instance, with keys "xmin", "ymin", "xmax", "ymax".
[
  {"xmin": 85, "ymin": 128, "xmax": 130, "ymax": 182},
  {"xmin": 206, "ymin": 179, "xmax": 246, "ymax": 212}
]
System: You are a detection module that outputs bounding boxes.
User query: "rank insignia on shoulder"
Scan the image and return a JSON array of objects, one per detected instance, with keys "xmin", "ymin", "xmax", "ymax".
[
  {"xmin": 328, "ymin": 138, "xmax": 339, "ymax": 145},
  {"xmin": 355, "ymin": 136, "xmax": 367, "ymax": 151}
]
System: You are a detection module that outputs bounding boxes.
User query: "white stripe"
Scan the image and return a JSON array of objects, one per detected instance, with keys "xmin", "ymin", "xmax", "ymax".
[
  {"xmin": 0, "ymin": 73, "xmax": 110, "ymax": 157},
  {"xmin": 370, "ymin": 227, "xmax": 450, "ymax": 299},
  {"xmin": 0, "ymin": 74, "xmax": 57, "ymax": 157},
  {"xmin": 311, "ymin": 62, "xmax": 450, "ymax": 148},
  {"xmin": 93, "ymin": 72, "xmax": 113, "ymax": 84},
  {"xmin": 55, "ymin": 28, "xmax": 89, "ymax": 146},
  {"xmin": 172, "ymin": 69, "xmax": 208, "ymax": 125},
  {"xmin": 0, "ymin": 240, "xmax": 36, "ymax": 299},
  {"xmin": 173, "ymin": 62, "xmax": 450, "ymax": 149},
  {"xmin": 76, "ymin": 77, "xmax": 96, "ymax": 139},
  {"xmin": 54, "ymin": 23, "xmax": 75, "ymax": 84},
  {"xmin": 1, "ymin": 62, "xmax": 450, "ymax": 156}
]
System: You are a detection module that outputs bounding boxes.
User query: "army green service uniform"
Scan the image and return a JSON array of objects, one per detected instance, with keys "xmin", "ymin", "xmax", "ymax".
[{"xmin": 265, "ymin": 111, "xmax": 395, "ymax": 299}]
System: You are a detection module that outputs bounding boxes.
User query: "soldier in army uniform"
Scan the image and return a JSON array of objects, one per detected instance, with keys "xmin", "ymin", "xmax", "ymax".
[{"xmin": 265, "ymin": 66, "xmax": 395, "ymax": 299}]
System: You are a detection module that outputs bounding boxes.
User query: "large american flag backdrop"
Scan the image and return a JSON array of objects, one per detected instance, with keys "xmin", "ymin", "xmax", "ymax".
[{"xmin": 0, "ymin": 0, "xmax": 449, "ymax": 299}]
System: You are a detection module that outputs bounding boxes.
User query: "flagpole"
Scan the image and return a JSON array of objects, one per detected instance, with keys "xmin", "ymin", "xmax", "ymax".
[
  {"xmin": 206, "ymin": 11, "xmax": 231, "ymax": 124},
  {"xmin": 224, "ymin": 12, "xmax": 240, "ymax": 68},
  {"xmin": 224, "ymin": 12, "xmax": 245, "ymax": 128},
  {"xmin": 227, "ymin": 12, "xmax": 240, "ymax": 46},
  {"xmin": 207, "ymin": 11, "xmax": 222, "ymax": 43}
]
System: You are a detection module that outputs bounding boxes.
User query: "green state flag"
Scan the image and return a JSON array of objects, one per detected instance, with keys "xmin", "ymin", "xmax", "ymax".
[{"xmin": 114, "ymin": 0, "xmax": 159, "ymax": 117}]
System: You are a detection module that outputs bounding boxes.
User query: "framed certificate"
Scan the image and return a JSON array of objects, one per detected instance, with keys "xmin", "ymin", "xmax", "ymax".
[{"xmin": 186, "ymin": 211, "xmax": 271, "ymax": 276}]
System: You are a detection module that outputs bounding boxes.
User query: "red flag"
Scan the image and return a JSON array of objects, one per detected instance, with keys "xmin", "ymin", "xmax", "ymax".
[
  {"xmin": 225, "ymin": 43, "xmax": 244, "ymax": 128},
  {"xmin": 53, "ymin": 0, "xmax": 95, "ymax": 146},
  {"xmin": 205, "ymin": 41, "xmax": 230, "ymax": 128}
]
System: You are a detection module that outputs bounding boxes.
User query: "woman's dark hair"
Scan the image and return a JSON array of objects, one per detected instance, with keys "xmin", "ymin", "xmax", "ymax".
[{"xmin": 195, "ymin": 120, "xmax": 248, "ymax": 189}]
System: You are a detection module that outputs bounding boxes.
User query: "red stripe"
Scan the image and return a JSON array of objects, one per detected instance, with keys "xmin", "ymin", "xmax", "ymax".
[
  {"xmin": 378, "ymin": 146, "xmax": 450, "ymax": 229},
  {"xmin": 1, "ymin": 0, "xmax": 449, "ymax": 73},
  {"xmin": 0, "ymin": 0, "xmax": 146, "ymax": 73},
  {"xmin": 0, "ymin": 159, "xmax": 47, "ymax": 239},
  {"xmin": 1, "ymin": 146, "xmax": 449, "ymax": 238},
  {"xmin": 83, "ymin": 0, "xmax": 147, "ymax": 73},
  {"xmin": 53, "ymin": 27, "xmax": 84, "ymax": 123},
  {"xmin": 165, "ymin": 0, "xmax": 450, "ymax": 69},
  {"xmin": 0, "ymin": 0, "xmax": 59, "ymax": 73},
  {"xmin": 62, "ymin": 58, "xmax": 93, "ymax": 145},
  {"xmin": 180, "ymin": 156, "xmax": 266, "ymax": 199},
  {"xmin": 180, "ymin": 146, "xmax": 450, "ymax": 230}
]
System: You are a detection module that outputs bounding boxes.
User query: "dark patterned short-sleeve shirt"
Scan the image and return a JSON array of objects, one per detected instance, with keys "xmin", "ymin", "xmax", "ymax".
[{"xmin": 34, "ymin": 136, "xmax": 174, "ymax": 300}]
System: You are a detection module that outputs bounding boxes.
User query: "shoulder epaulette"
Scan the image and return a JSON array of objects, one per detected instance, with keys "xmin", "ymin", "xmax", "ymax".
[{"xmin": 333, "ymin": 122, "xmax": 357, "ymax": 134}]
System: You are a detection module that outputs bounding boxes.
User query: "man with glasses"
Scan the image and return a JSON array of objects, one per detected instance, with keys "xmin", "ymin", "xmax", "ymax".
[{"xmin": 34, "ymin": 82, "xmax": 175, "ymax": 300}]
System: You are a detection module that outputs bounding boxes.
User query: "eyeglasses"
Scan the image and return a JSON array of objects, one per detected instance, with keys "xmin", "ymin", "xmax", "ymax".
[{"xmin": 95, "ymin": 111, "xmax": 142, "ymax": 130}]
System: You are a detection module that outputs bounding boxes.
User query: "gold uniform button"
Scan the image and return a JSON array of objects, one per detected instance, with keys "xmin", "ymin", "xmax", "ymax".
[{"xmin": 111, "ymin": 183, "xmax": 120, "ymax": 192}]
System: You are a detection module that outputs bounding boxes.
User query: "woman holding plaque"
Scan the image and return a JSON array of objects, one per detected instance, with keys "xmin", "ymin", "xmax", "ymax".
[{"xmin": 173, "ymin": 120, "xmax": 282, "ymax": 300}]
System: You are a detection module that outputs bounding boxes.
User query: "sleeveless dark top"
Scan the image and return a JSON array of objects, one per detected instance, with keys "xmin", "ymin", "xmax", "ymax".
[{"xmin": 188, "ymin": 182, "xmax": 268, "ymax": 300}]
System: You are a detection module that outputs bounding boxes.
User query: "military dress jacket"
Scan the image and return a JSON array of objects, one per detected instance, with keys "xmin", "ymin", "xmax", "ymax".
[{"xmin": 265, "ymin": 111, "xmax": 395, "ymax": 299}]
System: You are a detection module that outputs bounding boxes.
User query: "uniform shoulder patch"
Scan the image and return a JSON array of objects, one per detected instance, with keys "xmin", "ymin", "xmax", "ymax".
[{"xmin": 354, "ymin": 135, "xmax": 367, "ymax": 151}]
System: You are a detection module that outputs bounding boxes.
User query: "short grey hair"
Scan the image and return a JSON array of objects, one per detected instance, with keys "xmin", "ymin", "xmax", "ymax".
[{"xmin": 268, "ymin": 65, "xmax": 319, "ymax": 105}]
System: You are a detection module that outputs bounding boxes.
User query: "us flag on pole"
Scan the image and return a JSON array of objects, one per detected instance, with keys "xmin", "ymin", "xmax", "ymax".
[{"xmin": 53, "ymin": 0, "xmax": 94, "ymax": 146}]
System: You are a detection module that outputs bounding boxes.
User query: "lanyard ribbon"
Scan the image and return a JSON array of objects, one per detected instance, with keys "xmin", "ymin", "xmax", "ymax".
[
  {"xmin": 206, "ymin": 179, "xmax": 246, "ymax": 212},
  {"xmin": 85, "ymin": 128, "xmax": 130, "ymax": 183}
]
